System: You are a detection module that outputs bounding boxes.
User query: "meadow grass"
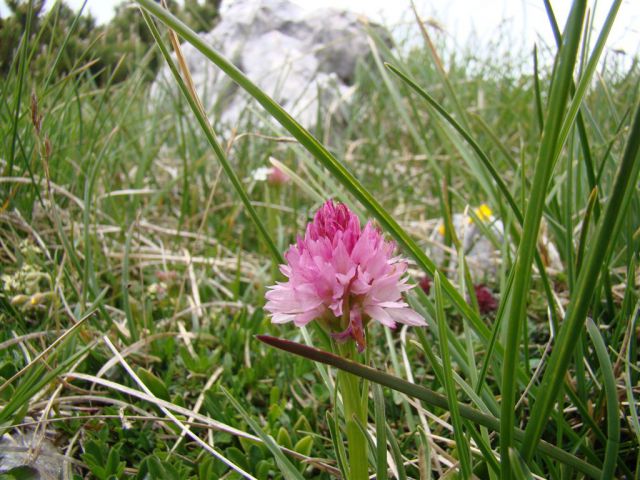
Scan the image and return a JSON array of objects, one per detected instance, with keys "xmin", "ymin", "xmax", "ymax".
[{"xmin": 0, "ymin": 0, "xmax": 639, "ymax": 478}]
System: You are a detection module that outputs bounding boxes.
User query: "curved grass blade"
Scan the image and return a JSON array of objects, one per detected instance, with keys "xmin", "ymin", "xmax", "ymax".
[
  {"xmin": 139, "ymin": 8, "xmax": 283, "ymax": 264},
  {"xmin": 385, "ymin": 62, "xmax": 522, "ymax": 225},
  {"xmin": 625, "ymin": 305, "xmax": 640, "ymax": 445},
  {"xmin": 256, "ymin": 335, "xmax": 601, "ymax": 479},
  {"xmin": 0, "ymin": 342, "xmax": 94, "ymax": 427},
  {"xmin": 553, "ymin": 0, "xmax": 622, "ymax": 184},
  {"xmin": 575, "ymin": 187, "xmax": 598, "ymax": 274},
  {"xmin": 326, "ymin": 411, "xmax": 349, "ymax": 480},
  {"xmin": 385, "ymin": 62, "xmax": 558, "ymax": 335},
  {"xmin": 385, "ymin": 423, "xmax": 407, "ymax": 480},
  {"xmin": 373, "ymin": 383, "xmax": 388, "ymax": 480},
  {"xmin": 0, "ymin": 296, "xmax": 102, "ymax": 397},
  {"xmin": 509, "ymin": 448, "xmax": 534, "ymax": 480},
  {"xmin": 434, "ymin": 273, "xmax": 472, "ymax": 478},
  {"xmin": 533, "ymin": 45, "xmax": 545, "ymax": 135},
  {"xmin": 585, "ymin": 319, "xmax": 620, "ymax": 479}
]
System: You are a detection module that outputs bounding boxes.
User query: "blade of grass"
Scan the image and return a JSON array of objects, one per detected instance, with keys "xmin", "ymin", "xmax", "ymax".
[
  {"xmin": 417, "ymin": 427, "xmax": 432, "ymax": 480},
  {"xmin": 139, "ymin": 8, "xmax": 283, "ymax": 264},
  {"xmin": 4, "ymin": 0, "xmax": 35, "ymax": 180},
  {"xmin": 326, "ymin": 411, "xmax": 349, "ymax": 480},
  {"xmin": 372, "ymin": 383, "xmax": 388, "ymax": 480},
  {"xmin": 385, "ymin": 423, "xmax": 407, "ymax": 480},
  {"xmin": 385, "ymin": 62, "xmax": 522, "ymax": 226},
  {"xmin": 509, "ymin": 448, "xmax": 534, "ymax": 480},
  {"xmin": 42, "ymin": 0, "xmax": 89, "ymax": 91},
  {"xmin": 434, "ymin": 273, "xmax": 472, "ymax": 478},
  {"xmin": 575, "ymin": 187, "xmax": 598, "ymax": 274},
  {"xmin": 0, "ymin": 294, "xmax": 102, "ymax": 397},
  {"xmin": 410, "ymin": 2, "xmax": 470, "ymax": 131},
  {"xmin": 585, "ymin": 319, "xmax": 620, "ymax": 479},
  {"xmin": 121, "ymin": 222, "xmax": 139, "ymax": 341},
  {"xmin": 386, "ymin": 63, "xmax": 558, "ymax": 334},
  {"xmin": 625, "ymin": 306, "xmax": 640, "ymax": 445},
  {"xmin": 553, "ymin": 0, "xmax": 622, "ymax": 188},
  {"xmin": 0, "ymin": 343, "xmax": 94, "ymax": 427},
  {"xmin": 533, "ymin": 45, "xmax": 545, "ymax": 135}
]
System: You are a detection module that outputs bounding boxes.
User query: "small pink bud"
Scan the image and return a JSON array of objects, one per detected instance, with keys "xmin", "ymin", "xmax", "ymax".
[
  {"xmin": 419, "ymin": 276, "xmax": 432, "ymax": 295},
  {"xmin": 474, "ymin": 284, "xmax": 498, "ymax": 314},
  {"xmin": 267, "ymin": 166, "xmax": 289, "ymax": 186}
]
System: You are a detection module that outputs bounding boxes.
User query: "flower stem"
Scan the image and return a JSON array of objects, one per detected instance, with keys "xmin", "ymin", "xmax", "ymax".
[{"xmin": 337, "ymin": 343, "xmax": 368, "ymax": 480}]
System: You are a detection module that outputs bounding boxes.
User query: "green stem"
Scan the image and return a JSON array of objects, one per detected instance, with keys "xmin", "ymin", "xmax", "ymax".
[{"xmin": 337, "ymin": 343, "xmax": 368, "ymax": 480}]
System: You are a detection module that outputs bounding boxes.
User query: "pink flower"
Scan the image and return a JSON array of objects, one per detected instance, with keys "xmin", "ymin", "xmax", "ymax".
[
  {"xmin": 267, "ymin": 166, "xmax": 289, "ymax": 186},
  {"xmin": 419, "ymin": 275, "xmax": 432, "ymax": 295},
  {"xmin": 265, "ymin": 200, "xmax": 425, "ymax": 351},
  {"xmin": 473, "ymin": 284, "xmax": 498, "ymax": 314}
]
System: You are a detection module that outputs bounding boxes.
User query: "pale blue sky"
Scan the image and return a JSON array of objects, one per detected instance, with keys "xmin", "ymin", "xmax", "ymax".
[{"xmin": 2, "ymin": 0, "xmax": 639, "ymax": 57}]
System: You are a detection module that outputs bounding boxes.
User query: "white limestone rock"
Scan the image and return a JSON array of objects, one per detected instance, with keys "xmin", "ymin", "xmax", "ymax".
[{"xmin": 152, "ymin": 0, "xmax": 384, "ymax": 131}]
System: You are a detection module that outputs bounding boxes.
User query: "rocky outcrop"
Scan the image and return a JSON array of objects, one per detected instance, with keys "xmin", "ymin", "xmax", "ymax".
[{"xmin": 152, "ymin": 0, "xmax": 386, "ymax": 130}]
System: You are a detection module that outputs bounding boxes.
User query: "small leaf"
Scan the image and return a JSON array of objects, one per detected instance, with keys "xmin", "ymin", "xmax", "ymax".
[
  {"xmin": 225, "ymin": 447, "xmax": 249, "ymax": 472},
  {"xmin": 0, "ymin": 466, "xmax": 39, "ymax": 480},
  {"xmin": 137, "ymin": 368, "xmax": 170, "ymax": 401},
  {"xmin": 293, "ymin": 435, "xmax": 313, "ymax": 457},
  {"xmin": 276, "ymin": 427, "xmax": 293, "ymax": 450},
  {"xmin": 293, "ymin": 414, "xmax": 312, "ymax": 434}
]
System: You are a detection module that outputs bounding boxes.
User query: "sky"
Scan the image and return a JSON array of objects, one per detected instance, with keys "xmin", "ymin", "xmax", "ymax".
[{"xmin": 2, "ymin": 0, "xmax": 639, "ymax": 59}]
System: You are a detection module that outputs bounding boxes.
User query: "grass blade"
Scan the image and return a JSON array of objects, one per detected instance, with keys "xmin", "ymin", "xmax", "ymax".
[
  {"xmin": 434, "ymin": 273, "xmax": 472, "ymax": 477},
  {"xmin": 585, "ymin": 319, "xmax": 620, "ymax": 479},
  {"xmin": 385, "ymin": 62, "xmax": 522, "ymax": 225},
  {"xmin": 326, "ymin": 411, "xmax": 349, "ymax": 480},
  {"xmin": 139, "ymin": 8, "xmax": 283, "ymax": 264},
  {"xmin": 509, "ymin": 447, "xmax": 534, "ymax": 480},
  {"xmin": 373, "ymin": 383, "xmax": 388, "ymax": 480}
]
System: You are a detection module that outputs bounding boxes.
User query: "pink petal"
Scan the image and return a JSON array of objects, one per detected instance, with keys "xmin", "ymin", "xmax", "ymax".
[
  {"xmin": 364, "ymin": 305, "xmax": 397, "ymax": 329},
  {"xmin": 386, "ymin": 307, "xmax": 426, "ymax": 326}
]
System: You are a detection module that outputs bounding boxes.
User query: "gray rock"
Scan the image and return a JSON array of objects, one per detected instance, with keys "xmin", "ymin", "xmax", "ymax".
[
  {"xmin": 152, "ymin": 0, "xmax": 385, "ymax": 131},
  {"xmin": 427, "ymin": 210, "xmax": 505, "ymax": 281},
  {"xmin": 0, "ymin": 431, "xmax": 64, "ymax": 479},
  {"xmin": 426, "ymin": 207, "xmax": 562, "ymax": 282}
]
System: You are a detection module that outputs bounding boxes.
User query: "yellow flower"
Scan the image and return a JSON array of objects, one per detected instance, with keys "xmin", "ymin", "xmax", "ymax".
[
  {"xmin": 467, "ymin": 204, "xmax": 493, "ymax": 224},
  {"xmin": 475, "ymin": 203, "xmax": 493, "ymax": 222}
]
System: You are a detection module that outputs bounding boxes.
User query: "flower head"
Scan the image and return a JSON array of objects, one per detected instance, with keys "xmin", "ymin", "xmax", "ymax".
[
  {"xmin": 265, "ymin": 200, "xmax": 425, "ymax": 351},
  {"xmin": 473, "ymin": 284, "xmax": 498, "ymax": 314},
  {"xmin": 250, "ymin": 165, "xmax": 290, "ymax": 185},
  {"xmin": 267, "ymin": 165, "xmax": 289, "ymax": 185},
  {"xmin": 419, "ymin": 275, "xmax": 432, "ymax": 295}
]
